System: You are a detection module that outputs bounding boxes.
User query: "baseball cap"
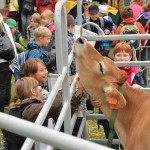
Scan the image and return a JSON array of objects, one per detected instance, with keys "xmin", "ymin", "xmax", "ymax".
[
  {"xmin": 88, "ymin": 5, "xmax": 99, "ymax": 14},
  {"xmin": 99, "ymin": 5, "xmax": 108, "ymax": 14},
  {"xmin": 82, "ymin": 0, "xmax": 90, "ymax": 4},
  {"xmin": 6, "ymin": 18, "xmax": 17, "ymax": 28}
]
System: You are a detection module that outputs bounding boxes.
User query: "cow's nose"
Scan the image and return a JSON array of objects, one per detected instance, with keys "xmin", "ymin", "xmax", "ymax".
[{"xmin": 76, "ymin": 37, "xmax": 84, "ymax": 44}]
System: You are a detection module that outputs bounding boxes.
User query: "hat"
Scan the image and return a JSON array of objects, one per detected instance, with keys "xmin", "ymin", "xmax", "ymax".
[
  {"xmin": 88, "ymin": 5, "xmax": 99, "ymax": 14},
  {"xmin": 99, "ymin": 5, "xmax": 108, "ymax": 14},
  {"xmin": 6, "ymin": 18, "xmax": 17, "ymax": 28},
  {"xmin": 82, "ymin": 0, "xmax": 90, "ymax": 4}
]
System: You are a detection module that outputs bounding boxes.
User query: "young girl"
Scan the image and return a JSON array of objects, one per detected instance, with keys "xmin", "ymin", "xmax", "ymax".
[
  {"xmin": 114, "ymin": 42, "xmax": 146, "ymax": 87},
  {"xmin": 27, "ymin": 13, "xmax": 41, "ymax": 41}
]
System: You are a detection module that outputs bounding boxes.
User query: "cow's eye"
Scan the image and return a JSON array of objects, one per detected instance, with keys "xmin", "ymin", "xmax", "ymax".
[{"xmin": 99, "ymin": 63, "xmax": 103, "ymax": 74}]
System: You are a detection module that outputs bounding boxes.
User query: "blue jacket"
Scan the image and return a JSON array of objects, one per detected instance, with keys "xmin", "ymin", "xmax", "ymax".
[{"xmin": 27, "ymin": 41, "xmax": 47, "ymax": 64}]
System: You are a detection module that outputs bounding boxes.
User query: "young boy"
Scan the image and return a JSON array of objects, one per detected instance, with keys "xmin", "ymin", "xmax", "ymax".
[
  {"xmin": 113, "ymin": 6, "xmax": 145, "ymax": 46},
  {"xmin": 27, "ymin": 26, "xmax": 51, "ymax": 64},
  {"xmin": 86, "ymin": 4, "xmax": 113, "ymax": 56},
  {"xmin": 6, "ymin": 18, "xmax": 26, "ymax": 53}
]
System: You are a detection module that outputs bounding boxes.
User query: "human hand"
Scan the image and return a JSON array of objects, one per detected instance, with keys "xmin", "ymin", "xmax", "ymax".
[
  {"xmin": 132, "ymin": 84, "xmax": 142, "ymax": 89},
  {"xmin": 104, "ymin": 29, "xmax": 110, "ymax": 35},
  {"xmin": 15, "ymin": 42, "xmax": 21, "ymax": 49}
]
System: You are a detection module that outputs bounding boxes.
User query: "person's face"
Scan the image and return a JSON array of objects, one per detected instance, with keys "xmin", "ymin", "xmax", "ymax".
[
  {"xmin": 10, "ymin": 27, "xmax": 16, "ymax": 35},
  {"xmin": 82, "ymin": 3, "xmax": 89, "ymax": 11},
  {"xmin": 41, "ymin": 17, "xmax": 51, "ymax": 26},
  {"xmin": 30, "ymin": 18, "xmax": 39, "ymax": 28},
  {"xmin": 34, "ymin": 85, "xmax": 44, "ymax": 100},
  {"xmin": 33, "ymin": 62, "xmax": 48, "ymax": 84},
  {"xmin": 89, "ymin": 12, "xmax": 99, "ymax": 20},
  {"xmin": 114, "ymin": 50, "xmax": 132, "ymax": 61},
  {"xmin": 39, "ymin": 36, "xmax": 51, "ymax": 47}
]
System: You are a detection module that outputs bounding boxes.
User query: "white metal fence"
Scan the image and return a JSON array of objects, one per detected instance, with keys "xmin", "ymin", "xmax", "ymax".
[{"xmin": 0, "ymin": 0, "xmax": 150, "ymax": 150}]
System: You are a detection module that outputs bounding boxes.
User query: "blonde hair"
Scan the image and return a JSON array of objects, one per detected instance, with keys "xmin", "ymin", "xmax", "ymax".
[
  {"xmin": 0, "ymin": 13, "xmax": 4, "ymax": 31},
  {"xmin": 34, "ymin": 26, "xmax": 52, "ymax": 39},
  {"xmin": 15, "ymin": 77, "xmax": 39, "ymax": 100},
  {"xmin": 41, "ymin": 10, "xmax": 54, "ymax": 20},
  {"xmin": 31, "ymin": 13, "xmax": 41, "ymax": 24}
]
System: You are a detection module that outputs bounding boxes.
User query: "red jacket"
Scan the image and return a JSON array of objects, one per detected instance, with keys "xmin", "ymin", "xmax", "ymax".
[
  {"xmin": 113, "ymin": 18, "xmax": 146, "ymax": 45},
  {"xmin": 36, "ymin": 0, "xmax": 57, "ymax": 14}
]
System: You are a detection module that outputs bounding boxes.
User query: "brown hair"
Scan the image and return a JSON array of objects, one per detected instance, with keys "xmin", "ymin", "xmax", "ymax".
[
  {"xmin": 41, "ymin": 10, "xmax": 54, "ymax": 20},
  {"xmin": 130, "ymin": 0, "xmax": 144, "ymax": 5},
  {"xmin": 15, "ymin": 77, "xmax": 39, "ymax": 100},
  {"xmin": 30, "ymin": 13, "xmax": 41, "ymax": 24},
  {"xmin": 120, "ymin": 7, "xmax": 133, "ymax": 19},
  {"xmin": 23, "ymin": 58, "xmax": 45, "ymax": 77},
  {"xmin": 142, "ymin": 1, "xmax": 150, "ymax": 12},
  {"xmin": 67, "ymin": 15, "xmax": 75, "ymax": 27},
  {"xmin": 34, "ymin": 26, "xmax": 51, "ymax": 39},
  {"xmin": 114, "ymin": 42, "xmax": 132, "ymax": 56}
]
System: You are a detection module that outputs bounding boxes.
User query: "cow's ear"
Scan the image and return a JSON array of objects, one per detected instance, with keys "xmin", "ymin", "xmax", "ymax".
[
  {"xmin": 99, "ymin": 61, "xmax": 107, "ymax": 74},
  {"xmin": 106, "ymin": 88, "xmax": 127, "ymax": 109}
]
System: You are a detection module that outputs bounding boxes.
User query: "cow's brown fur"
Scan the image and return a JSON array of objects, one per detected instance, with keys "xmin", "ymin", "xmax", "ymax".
[{"xmin": 73, "ymin": 37, "xmax": 150, "ymax": 150}]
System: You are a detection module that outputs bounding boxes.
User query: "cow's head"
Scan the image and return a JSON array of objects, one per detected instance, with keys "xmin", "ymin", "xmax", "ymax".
[{"xmin": 73, "ymin": 37, "xmax": 128, "ymax": 109}]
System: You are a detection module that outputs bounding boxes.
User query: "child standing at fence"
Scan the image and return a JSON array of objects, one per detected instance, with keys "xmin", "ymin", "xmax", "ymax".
[
  {"xmin": 114, "ymin": 42, "xmax": 146, "ymax": 87},
  {"xmin": 27, "ymin": 13, "xmax": 41, "ymax": 41}
]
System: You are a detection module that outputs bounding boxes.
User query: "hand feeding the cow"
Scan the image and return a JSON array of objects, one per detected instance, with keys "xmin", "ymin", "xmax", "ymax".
[{"xmin": 73, "ymin": 37, "xmax": 150, "ymax": 150}]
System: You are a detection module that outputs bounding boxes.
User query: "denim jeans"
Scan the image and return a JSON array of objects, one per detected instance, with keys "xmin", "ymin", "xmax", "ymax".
[
  {"xmin": 0, "ymin": 62, "xmax": 9, "ymax": 112},
  {"xmin": 21, "ymin": 12, "xmax": 31, "ymax": 38}
]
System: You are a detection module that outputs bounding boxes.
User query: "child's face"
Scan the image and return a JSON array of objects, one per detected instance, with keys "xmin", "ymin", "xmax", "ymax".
[
  {"xmin": 89, "ymin": 13, "xmax": 99, "ymax": 21},
  {"xmin": 39, "ymin": 36, "xmax": 51, "ymax": 47},
  {"xmin": 30, "ymin": 19, "xmax": 39, "ymax": 28},
  {"xmin": 34, "ymin": 85, "xmax": 44, "ymax": 100},
  {"xmin": 114, "ymin": 50, "xmax": 132, "ymax": 61},
  {"xmin": 41, "ymin": 17, "xmax": 52, "ymax": 26},
  {"xmin": 10, "ymin": 27, "xmax": 16, "ymax": 35},
  {"xmin": 33, "ymin": 62, "xmax": 48, "ymax": 84},
  {"xmin": 82, "ymin": 3, "xmax": 89, "ymax": 11}
]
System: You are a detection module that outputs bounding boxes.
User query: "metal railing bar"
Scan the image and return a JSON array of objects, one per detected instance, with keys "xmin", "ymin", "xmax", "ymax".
[
  {"xmin": 0, "ymin": 113, "xmax": 113, "ymax": 150},
  {"xmin": 91, "ymin": 139, "xmax": 121, "ymax": 145},
  {"xmin": 22, "ymin": 66, "xmax": 67, "ymax": 150},
  {"xmin": 77, "ymin": 117, "xmax": 86, "ymax": 138},
  {"xmin": 71, "ymin": 112, "xmax": 78, "ymax": 133},
  {"xmin": 84, "ymin": 34, "xmax": 150, "ymax": 41},
  {"xmin": 115, "ymin": 61, "xmax": 150, "ymax": 67},
  {"xmin": 54, "ymin": 102, "xmax": 69, "ymax": 131}
]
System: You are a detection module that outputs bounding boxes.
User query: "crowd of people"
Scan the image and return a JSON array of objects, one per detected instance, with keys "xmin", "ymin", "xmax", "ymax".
[{"xmin": 0, "ymin": 0, "xmax": 150, "ymax": 149}]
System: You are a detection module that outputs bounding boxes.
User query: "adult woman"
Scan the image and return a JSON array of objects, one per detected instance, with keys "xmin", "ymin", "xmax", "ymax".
[{"xmin": 0, "ymin": 13, "xmax": 16, "ymax": 112}]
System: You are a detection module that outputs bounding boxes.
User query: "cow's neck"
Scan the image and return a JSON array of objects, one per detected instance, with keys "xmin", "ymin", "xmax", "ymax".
[{"xmin": 101, "ymin": 86, "xmax": 145, "ymax": 146}]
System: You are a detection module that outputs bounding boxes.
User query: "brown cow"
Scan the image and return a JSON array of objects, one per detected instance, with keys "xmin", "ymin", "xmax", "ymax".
[{"xmin": 73, "ymin": 37, "xmax": 150, "ymax": 150}]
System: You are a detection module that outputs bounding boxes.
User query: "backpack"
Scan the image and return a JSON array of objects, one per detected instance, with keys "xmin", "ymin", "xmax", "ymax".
[
  {"xmin": 120, "ymin": 22, "xmax": 142, "ymax": 60},
  {"xmin": 22, "ymin": 0, "xmax": 34, "ymax": 14},
  {"xmin": 0, "ymin": 24, "xmax": 15, "ymax": 61}
]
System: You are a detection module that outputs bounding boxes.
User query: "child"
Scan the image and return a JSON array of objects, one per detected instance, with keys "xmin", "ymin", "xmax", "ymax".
[
  {"xmin": 41, "ymin": 9, "xmax": 55, "ymax": 32},
  {"xmin": 114, "ymin": 42, "xmax": 146, "ymax": 87},
  {"xmin": 6, "ymin": 18, "xmax": 26, "ymax": 53},
  {"xmin": 86, "ymin": 4, "xmax": 113, "ymax": 56},
  {"xmin": 3, "ymin": 76, "xmax": 62, "ymax": 150},
  {"xmin": 27, "ymin": 26, "xmax": 51, "ymax": 64},
  {"xmin": 27, "ymin": 13, "xmax": 41, "ymax": 41},
  {"xmin": 67, "ymin": 14, "xmax": 76, "ymax": 76},
  {"xmin": 75, "ymin": 0, "xmax": 90, "ymax": 24},
  {"xmin": 113, "ymin": 6, "xmax": 145, "ymax": 47}
]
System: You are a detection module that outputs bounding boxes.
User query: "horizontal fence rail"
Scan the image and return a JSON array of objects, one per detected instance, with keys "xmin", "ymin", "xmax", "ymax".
[{"xmin": 0, "ymin": 113, "xmax": 113, "ymax": 150}]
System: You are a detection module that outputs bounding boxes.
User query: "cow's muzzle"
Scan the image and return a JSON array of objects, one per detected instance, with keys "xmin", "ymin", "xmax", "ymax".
[{"xmin": 76, "ymin": 37, "xmax": 84, "ymax": 44}]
